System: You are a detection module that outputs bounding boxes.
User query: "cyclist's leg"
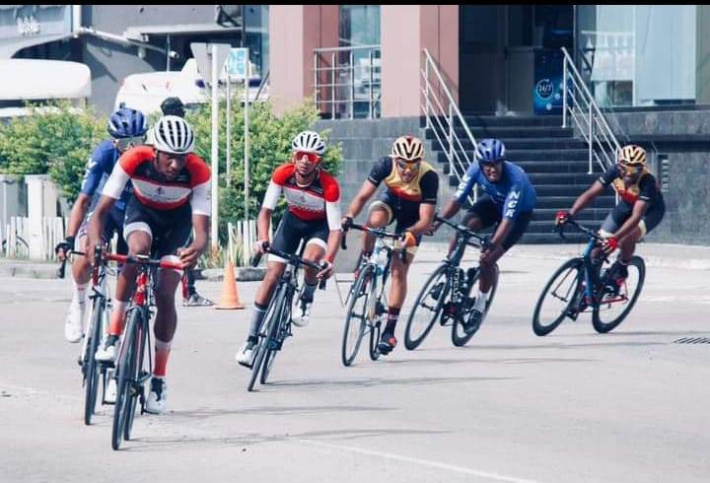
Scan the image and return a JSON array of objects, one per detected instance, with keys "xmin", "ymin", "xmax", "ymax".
[
  {"xmin": 464, "ymin": 197, "xmax": 499, "ymax": 293},
  {"xmin": 617, "ymin": 203, "xmax": 664, "ymax": 275},
  {"xmin": 64, "ymin": 220, "xmax": 92, "ymax": 342},
  {"xmin": 363, "ymin": 194, "xmax": 394, "ymax": 255}
]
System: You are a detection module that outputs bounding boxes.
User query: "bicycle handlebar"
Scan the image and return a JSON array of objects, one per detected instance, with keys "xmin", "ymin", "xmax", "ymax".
[
  {"xmin": 434, "ymin": 214, "xmax": 490, "ymax": 249},
  {"xmin": 251, "ymin": 242, "xmax": 327, "ymax": 289},
  {"xmin": 557, "ymin": 218, "xmax": 602, "ymax": 241},
  {"xmin": 341, "ymin": 221, "xmax": 408, "ymax": 263}
]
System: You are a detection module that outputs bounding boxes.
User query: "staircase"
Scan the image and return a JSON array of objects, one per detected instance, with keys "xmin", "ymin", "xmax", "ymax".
[{"xmin": 424, "ymin": 114, "xmax": 616, "ymax": 243}]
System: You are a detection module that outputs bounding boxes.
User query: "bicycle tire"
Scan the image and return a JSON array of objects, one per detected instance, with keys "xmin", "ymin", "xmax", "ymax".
[
  {"xmin": 369, "ymin": 318, "xmax": 381, "ymax": 361},
  {"xmin": 124, "ymin": 310, "xmax": 147, "ymax": 441},
  {"xmin": 341, "ymin": 265, "xmax": 375, "ymax": 366},
  {"xmin": 451, "ymin": 263, "xmax": 500, "ymax": 347},
  {"xmin": 404, "ymin": 264, "xmax": 450, "ymax": 350},
  {"xmin": 592, "ymin": 256, "xmax": 645, "ymax": 334},
  {"xmin": 83, "ymin": 297, "xmax": 105, "ymax": 425},
  {"xmin": 532, "ymin": 258, "xmax": 584, "ymax": 336},
  {"xmin": 111, "ymin": 311, "xmax": 137, "ymax": 451},
  {"xmin": 261, "ymin": 292, "xmax": 292, "ymax": 385},
  {"xmin": 248, "ymin": 286, "xmax": 286, "ymax": 392}
]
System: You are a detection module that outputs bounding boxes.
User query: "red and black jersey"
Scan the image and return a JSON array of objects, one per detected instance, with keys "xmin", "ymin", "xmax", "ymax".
[
  {"xmin": 102, "ymin": 146, "xmax": 211, "ymax": 215},
  {"xmin": 262, "ymin": 163, "xmax": 341, "ymax": 230}
]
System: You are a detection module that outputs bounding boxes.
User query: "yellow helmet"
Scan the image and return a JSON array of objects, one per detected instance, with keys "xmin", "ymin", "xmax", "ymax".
[
  {"xmin": 617, "ymin": 144, "xmax": 646, "ymax": 168},
  {"xmin": 391, "ymin": 135, "xmax": 424, "ymax": 162}
]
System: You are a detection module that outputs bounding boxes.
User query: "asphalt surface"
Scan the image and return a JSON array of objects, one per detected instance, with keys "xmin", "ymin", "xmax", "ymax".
[{"xmin": 1, "ymin": 243, "xmax": 709, "ymax": 483}]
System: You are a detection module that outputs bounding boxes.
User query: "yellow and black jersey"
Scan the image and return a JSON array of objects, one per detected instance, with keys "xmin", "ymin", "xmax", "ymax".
[
  {"xmin": 598, "ymin": 165, "xmax": 664, "ymax": 207},
  {"xmin": 367, "ymin": 156, "xmax": 439, "ymax": 204}
]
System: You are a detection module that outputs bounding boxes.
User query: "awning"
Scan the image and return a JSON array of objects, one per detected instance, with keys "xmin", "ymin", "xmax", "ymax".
[
  {"xmin": 0, "ymin": 59, "xmax": 91, "ymax": 100},
  {"xmin": 124, "ymin": 23, "xmax": 242, "ymax": 42}
]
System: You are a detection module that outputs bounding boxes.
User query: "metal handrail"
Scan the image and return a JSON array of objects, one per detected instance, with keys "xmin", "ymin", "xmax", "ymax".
[
  {"xmin": 561, "ymin": 46, "xmax": 622, "ymax": 174},
  {"xmin": 421, "ymin": 48, "xmax": 477, "ymax": 202}
]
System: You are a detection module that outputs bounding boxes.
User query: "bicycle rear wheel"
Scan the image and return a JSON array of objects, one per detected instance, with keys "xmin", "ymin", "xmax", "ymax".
[
  {"xmin": 83, "ymin": 297, "xmax": 105, "ymax": 425},
  {"xmin": 124, "ymin": 311, "xmax": 148, "ymax": 441},
  {"xmin": 342, "ymin": 265, "xmax": 375, "ymax": 366},
  {"xmin": 404, "ymin": 264, "xmax": 449, "ymax": 350},
  {"xmin": 111, "ymin": 311, "xmax": 138, "ymax": 450},
  {"xmin": 532, "ymin": 258, "xmax": 584, "ymax": 336},
  {"xmin": 451, "ymin": 264, "xmax": 500, "ymax": 347},
  {"xmin": 248, "ymin": 286, "xmax": 286, "ymax": 392},
  {"xmin": 592, "ymin": 256, "xmax": 645, "ymax": 333}
]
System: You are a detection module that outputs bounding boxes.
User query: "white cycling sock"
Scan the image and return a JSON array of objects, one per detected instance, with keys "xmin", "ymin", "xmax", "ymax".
[
  {"xmin": 474, "ymin": 289, "xmax": 489, "ymax": 310},
  {"xmin": 72, "ymin": 281, "xmax": 89, "ymax": 307}
]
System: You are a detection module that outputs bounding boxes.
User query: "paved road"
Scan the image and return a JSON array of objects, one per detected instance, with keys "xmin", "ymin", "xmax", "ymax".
[{"xmin": 1, "ymin": 246, "xmax": 709, "ymax": 483}]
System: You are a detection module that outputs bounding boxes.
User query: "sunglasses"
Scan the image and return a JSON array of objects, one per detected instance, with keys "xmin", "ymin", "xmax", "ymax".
[
  {"xmin": 619, "ymin": 163, "xmax": 644, "ymax": 175},
  {"xmin": 293, "ymin": 151, "xmax": 321, "ymax": 163},
  {"xmin": 396, "ymin": 160, "xmax": 421, "ymax": 171},
  {"xmin": 114, "ymin": 136, "xmax": 145, "ymax": 151}
]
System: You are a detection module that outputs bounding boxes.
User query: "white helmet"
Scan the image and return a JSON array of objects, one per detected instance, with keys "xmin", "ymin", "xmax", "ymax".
[
  {"xmin": 292, "ymin": 130, "xmax": 326, "ymax": 156},
  {"xmin": 152, "ymin": 115, "xmax": 195, "ymax": 154}
]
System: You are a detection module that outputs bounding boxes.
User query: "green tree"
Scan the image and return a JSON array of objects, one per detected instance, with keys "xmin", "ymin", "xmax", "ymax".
[{"xmin": 0, "ymin": 100, "xmax": 105, "ymax": 203}]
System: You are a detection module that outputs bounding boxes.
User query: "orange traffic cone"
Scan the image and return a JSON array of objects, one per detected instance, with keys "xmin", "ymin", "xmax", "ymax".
[{"xmin": 216, "ymin": 260, "xmax": 245, "ymax": 310}]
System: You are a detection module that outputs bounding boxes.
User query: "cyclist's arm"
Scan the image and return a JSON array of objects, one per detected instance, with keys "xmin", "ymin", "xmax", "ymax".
[
  {"xmin": 491, "ymin": 218, "xmax": 513, "ymax": 248},
  {"xmin": 451, "ymin": 163, "xmax": 478, "ymax": 208},
  {"xmin": 440, "ymin": 197, "xmax": 462, "ymax": 220},
  {"xmin": 408, "ymin": 170, "xmax": 439, "ymax": 236},
  {"xmin": 258, "ymin": 179, "xmax": 282, "ymax": 242},
  {"xmin": 569, "ymin": 180, "xmax": 605, "ymax": 217},
  {"xmin": 344, "ymin": 180, "xmax": 377, "ymax": 219},
  {"xmin": 87, "ymin": 195, "xmax": 116, "ymax": 262},
  {"xmin": 66, "ymin": 193, "xmax": 92, "ymax": 239},
  {"xmin": 614, "ymin": 199, "xmax": 649, "ymax": 241},
  {"xmin": 408, "ymin": 202, "xmax": 436, "ymax": 237}
]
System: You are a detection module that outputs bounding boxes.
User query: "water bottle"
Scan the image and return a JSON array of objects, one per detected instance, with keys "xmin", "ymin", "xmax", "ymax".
[{"xmin": 375, "ymin": 247, "xmax": 388, "ymax": 276}]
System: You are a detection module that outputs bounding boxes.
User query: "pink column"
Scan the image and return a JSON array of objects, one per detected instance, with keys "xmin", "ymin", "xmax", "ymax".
[
  {"xmin": 270, "ymin": 5, "xmax": 339, "ymax": 116},
  {"xmin": 381, "ymin": 5, "xmax": 458, "ymax": 118}
]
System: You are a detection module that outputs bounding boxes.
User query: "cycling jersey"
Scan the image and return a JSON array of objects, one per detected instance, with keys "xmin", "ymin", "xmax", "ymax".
[
  {"xmin": 598, "ymin": 165, "xmax": 664, "ymax": 208},
  {"xmin": 81, "ymin": 140, "xmax": 133, "ymax": 213},
  {"xmin": 367, "ymin": 156, "xmax": 438, "ymax": 205},
  {"xmin": 262, "ymin": 163, "xmax": 341, "ymax": 231},
  {"xmin": 454, "ymin": 161, "xmax": 536, "ymax": 220},
  {"xmin": 102, "ymin": 146, "xmax": 211, "ymax": 216}
]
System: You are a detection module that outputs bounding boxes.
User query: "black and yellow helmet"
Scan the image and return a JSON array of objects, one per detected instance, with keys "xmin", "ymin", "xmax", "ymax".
[
  {"xmin": 391, "ymin": 135, "xmax": 424, "ymax": 162},
  {"xmin": 617, "ymin": 144, "xmax": 646, "ymax": 168}
]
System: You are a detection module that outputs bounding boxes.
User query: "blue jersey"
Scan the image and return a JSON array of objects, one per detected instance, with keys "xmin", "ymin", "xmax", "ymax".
[
  {"xmin": 80, "ymin": 140, "xmax": 133, "ymax": 213},
  {"xmin": 454, "ymin": 161, "xmax": 536, "ymax": 220}
]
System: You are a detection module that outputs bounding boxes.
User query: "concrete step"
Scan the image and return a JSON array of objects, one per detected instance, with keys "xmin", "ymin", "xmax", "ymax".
[
  {"xmin": 515, "ymin": 160, "xmax": 594, "ymax": 174},
  {"xmin": 526, "ymin": 172, "xmax": 599, "ymax": 184},
  {"xmin": 459, "ymin": 114, "xmax": 563, "ymax": 128},
  {"xmin": 426, "ymin": 126, "xmax": 574, "ymax": 140},
  {"xmin": 535, "ymin": 196, "xmax": 616, "ymax": 209},
  {"xmin": 432, "ymin": 138, "xmax": 587, "ymax": 151}
]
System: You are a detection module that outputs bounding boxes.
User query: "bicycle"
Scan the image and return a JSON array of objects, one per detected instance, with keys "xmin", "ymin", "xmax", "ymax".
[
  {"xmin": 404, "ymin": 215, "xmax": 500, "ymax": 350},
  {"xmin": 532, "ymin": 218, "xmax": 646, "ymax": 336},
  {"xmin": 93, "ymin": 248, "xmax": 183, "ymax": 450},
  {"xmin": 62, "ymin": 249, "xmax": 115, "ymax": 426},
  {"xmin": 339, "ymin": 222, "xmax": 407, "ymax": 367},
  {"xmin": 247, "ymin": 243, "xmax": 326, "ymax": 392}
]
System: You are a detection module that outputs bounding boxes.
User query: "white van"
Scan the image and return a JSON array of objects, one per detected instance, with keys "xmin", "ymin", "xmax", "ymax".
[{"xmin": 114, "ymin": 59, "xmax": 267, "ymax": 115}]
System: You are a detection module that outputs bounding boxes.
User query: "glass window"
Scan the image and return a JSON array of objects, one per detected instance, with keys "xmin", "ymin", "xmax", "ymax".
[
  {"xmin": 244, "ymin": 5, "xmax": 269, "ymax": 80},
  {"xmin": 577, "ymin": 5, "xmax": 696, "ymax": 107}
]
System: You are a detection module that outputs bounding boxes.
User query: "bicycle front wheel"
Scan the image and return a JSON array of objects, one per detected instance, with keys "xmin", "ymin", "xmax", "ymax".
[
  {"xmin": 452, "ymin": 263, "xmax": 500, "ymax": 347},
  {"xmin": 404, "ymin": 264, "xmax": 449, "ymax": 350},
  {"xmin": 592, "ymin": 256, "xmax": 645, "ymax": 334},
  {"xmin": 342, "ymin": 265, "xmax": 375, "ymax": 366},
  {"xmin": 111, "ymin": 311, "xmax": 139, "ymax": 450},
  {"xmin": 261, "ymin": 293, "xmax": 292, "ymax": 385},
  {"xmin": 248, "ymin": 286, "xmax": 287, "ymax": 392},
  {"xmin": 532, "ymin": 258, "xmax": 584, "ymax": 336},
  {"xmin": 124, "ymin": 310, "xmax": 148, "ymax": 441},
  {"xmin": 84, "ymin": 297, "xmax": 105, "ymax": 426}
]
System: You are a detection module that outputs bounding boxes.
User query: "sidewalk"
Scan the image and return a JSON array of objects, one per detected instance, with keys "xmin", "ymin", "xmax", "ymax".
[{"xmin": 2, "ymin": 242, "xmax": 710, "ymax": 279}]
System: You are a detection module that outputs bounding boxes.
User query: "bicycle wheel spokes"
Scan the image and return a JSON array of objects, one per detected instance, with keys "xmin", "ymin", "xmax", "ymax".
[
  {"xmin": 111, "ymin": 310, "xmax": 141, "ymax": 450},
  {"xmin": 404, "ymin": 265, "xmax": 449, "ymax": 350},
  {"xmin": 83, "ymin": 298, "xmax": 104, "ymax": 426},
  {"xmin": 532, "ymin": 258, "xmax": 583, "ymax": 336},
  {"xmin": 342, "ymin": 266, "xmax": 374, "ymax": 366},
  {"xmin": 451, "ymin": 264, "xmax": 499, "ymax": 347},
  {"xmin": 248, "ymin": 287, "xmax": 285, "ymax": 392},
  {"xmin": 592, "ymin": 256, "xmax": 646, "ymax": 334}
]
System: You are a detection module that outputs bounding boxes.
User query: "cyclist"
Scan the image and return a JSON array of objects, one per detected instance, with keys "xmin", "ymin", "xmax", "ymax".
[
  {"xmin": 435, "ymin": 138, "xmax": 536, "ymax": 333},
  {"xmin": 235, "ymin": 130, "xmax": 341, "ymax": 367},
  {"xmin": 55, "ymin": 107, "xmax": 148, "ymax": 343},
  {"xmin": 157, "ymin": 96, "xmax": 214, "ymax": 307},
  {"xmin": 341, "ymin": 135, "xmax": 439, "ymax": 355},
  {"xmin": 89, "ymin": 115, "xmax": 211, "ymax": 414},
  {"xmin": 555, "ymin": 144, "xmax": 665, "ymax": 286}
]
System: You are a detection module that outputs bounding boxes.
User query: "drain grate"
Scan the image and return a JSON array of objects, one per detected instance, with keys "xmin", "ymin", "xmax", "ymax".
[{"xmin": 673, "ymin": 337, "xmax": 710, "ymax": 344}]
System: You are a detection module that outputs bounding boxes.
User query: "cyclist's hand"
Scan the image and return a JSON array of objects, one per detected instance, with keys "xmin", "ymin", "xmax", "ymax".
[
  {"xmin": 555, "ymin": 210, "xmax": 572, "ymax": 227},
  {"xmin": 316, "ymin": 259, "xmax": 334, "ymax": 280},
  {"xmin": 341, "ymin": 215, "xmax": 353, "ymax": 230},
  {"xmin": 255, "ymin": 240, "xmax": 269, "ymax": 255},
  {"xmin": 600, "ymin": 236, "xmax": 619, "ymax": 255},
  {"xmin": 177, "ymin": 246, "xmax": 200, "ymax": 269},
  {"xmin": 425, "ymin": 221, "xmax": 441, "ymax": 236},
  {"xmin": 55, "ymin": 236, "xmax": 74, "ymax": 261},
  {"xmin": 400, "ymin": 230, "xmax": 417, "ymax": 249}
]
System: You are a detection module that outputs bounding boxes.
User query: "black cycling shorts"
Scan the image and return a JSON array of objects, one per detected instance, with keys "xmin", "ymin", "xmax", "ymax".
[
  {"xmin": 123, "ymin": 196, "xmax": 192, "ymax": 263},
  {"xmin": 270, "ymin": 210, "xmax": 330, "ymax": 263},
  {"xmin": 77, "ymin": 209, "xmax": 128, "ymax": 255},
  {"xmin": 466, "ymin": 195, "xmax": 533, "ymax": 250},
  {"xmin": 600, "ymin": 199, "xmax": 665, "ymax": 239},
  {"xmin": 367, "ymin": 191, "xmax": 424, "ymax": 249}
]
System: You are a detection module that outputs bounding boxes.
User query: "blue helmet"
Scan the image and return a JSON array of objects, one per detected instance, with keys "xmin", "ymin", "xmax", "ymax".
[
  {"xmin": 474, "ymin": 138, "xmax": 505, "ymax": 165},
  {"xmin": 107, "ymin": 107, "xmax": 148, "ymax": 139}
]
